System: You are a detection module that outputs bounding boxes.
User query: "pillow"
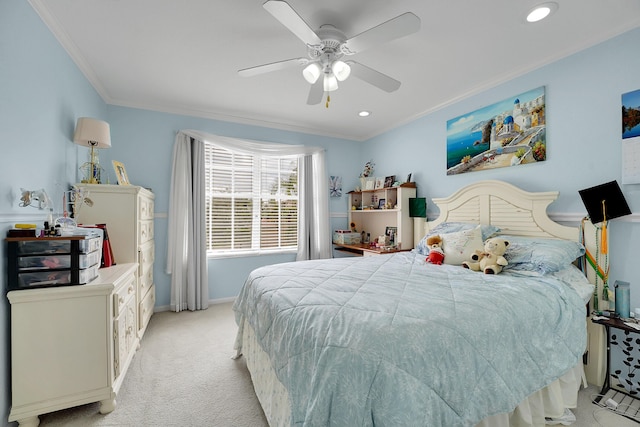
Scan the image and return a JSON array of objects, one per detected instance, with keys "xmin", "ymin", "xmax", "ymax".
[
  {"xmin": 501, "ymin": 235, "xmax": 585, "ymax": 275},
  {"xmin": 440, "ymin": 225, "xmax": 484, "ymax": 265},
  {"xmin": 548, "ymin": 265, "xmax": 595, "ymax": 304},
  {"xmin": 414, "ymin": 222, "xmax": 501, "ymax": 255}
]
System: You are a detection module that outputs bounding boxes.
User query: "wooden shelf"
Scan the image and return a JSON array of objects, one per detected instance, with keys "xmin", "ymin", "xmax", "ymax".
[{"xmin": 334, "ymin": 243, "xmax": 410, "ymax": 257}]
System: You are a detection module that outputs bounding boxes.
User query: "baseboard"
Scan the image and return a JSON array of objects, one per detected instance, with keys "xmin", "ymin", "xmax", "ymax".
[{"xmin": 153, "ymin": 296, "xmax": 236, "ymax": 312}]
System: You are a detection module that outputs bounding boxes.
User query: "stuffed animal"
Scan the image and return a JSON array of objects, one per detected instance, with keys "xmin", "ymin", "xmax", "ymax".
[
  {"xmin": 462, "ymin": 237, "xmax": 509, "ymax": 274},
  {"xmin": 425, "ymin": 235, "xmax": 445, "ymax": 265}
]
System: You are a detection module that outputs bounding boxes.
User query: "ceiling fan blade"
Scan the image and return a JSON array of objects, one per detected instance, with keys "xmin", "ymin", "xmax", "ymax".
[
  {"xmin": 238, "ymin": 58, "xmax": 307, "ymax": 77},
  {"xmin": 341, "ymin": 12, "xmax": 421, "ymax": 55},
  {"xmin": 348, "ymin": 61, "xmax": 401, "ymax": 92},
  {"xmin": 263, "ymin": 0, "xmax": 322, "ymax": 47},
  {"xmin": 306, "ymin": 80, "xmax": 324, "ymax": 105}
]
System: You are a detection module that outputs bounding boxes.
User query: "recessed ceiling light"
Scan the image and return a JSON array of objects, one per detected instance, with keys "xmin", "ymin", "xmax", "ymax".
[
  {"xmin": 358, "ymin": 111, "xmax": 371, "ymax": 117},
  {"xmin": 526, "ymin": 2, "xmax": 558, "ymax": 23}
]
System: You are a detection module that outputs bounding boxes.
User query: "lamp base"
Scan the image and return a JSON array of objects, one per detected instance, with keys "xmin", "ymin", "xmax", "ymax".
[{"xmin": 80, "ymin": 161, "xmax": 104, "ymax": 184}]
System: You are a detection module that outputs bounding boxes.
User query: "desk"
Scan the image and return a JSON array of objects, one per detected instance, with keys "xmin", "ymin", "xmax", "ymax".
[
  {"xmin": 333, "ymin": 243, "xmax": 410, "ymax": 257},
  {"xmin": 591, "ymin": 315, "xmax": 640, "ymax": 422}
]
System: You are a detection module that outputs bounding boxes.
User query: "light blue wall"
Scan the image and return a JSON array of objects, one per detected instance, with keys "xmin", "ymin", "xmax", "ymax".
[
  {"xmin": 3, "ymin": 0, "xmax": 640, "ymax": 423},
  {"xmin": 1, "ymin": 1, "xmax": 107, "ymax": 424},
  {"xmin": 365, "ymin": 27, "xmax": 640, "ymax": 311},
  {"xmin": 104, "ymin": 105, "xmax": 360, "ymax": 306}
]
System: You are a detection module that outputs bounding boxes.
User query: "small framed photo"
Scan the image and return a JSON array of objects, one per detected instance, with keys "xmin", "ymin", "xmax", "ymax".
[
  {"xmin": 378, "ymin": 198, "xmax": 386, "ymax": 209},
  {"xmin": 385, "ymin": 226, "xmax": 397, "ymax": 244},
  {"xmin": 364, "ymin": 178, "xmax": 375, "ymax": 190},
  {"xmin": 374, "ymin": 177, "xmax": 385, "ymax": 189},
  {"xmin": 112, "ymin": 160, "xmax": 130, "ymax": 185},
  {"xmin": 384, "ymin": 175, "xmax": 396, "ymax": 188}
]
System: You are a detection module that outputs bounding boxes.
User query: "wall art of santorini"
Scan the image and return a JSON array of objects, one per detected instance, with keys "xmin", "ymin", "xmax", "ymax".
[{"xmin": 446, "ymin": 86, "xmax": 546, "ymax": 175}]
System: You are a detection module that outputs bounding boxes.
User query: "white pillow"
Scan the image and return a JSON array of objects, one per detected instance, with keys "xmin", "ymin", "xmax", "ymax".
[{"xmin": 441, "ymin": 225, "xmax": 484, "ymax": 265}]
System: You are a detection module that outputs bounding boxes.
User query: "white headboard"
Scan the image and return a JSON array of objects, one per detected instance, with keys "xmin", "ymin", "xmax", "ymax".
[{"xmin": 425, "ymin": 180, "xmax": 578, "ymax": 242}]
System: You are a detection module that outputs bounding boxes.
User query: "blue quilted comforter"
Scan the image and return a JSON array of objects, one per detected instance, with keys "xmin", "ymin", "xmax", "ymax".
[{"xmin": 233, "ymin": 252, "xmax": 586, "ymax": 427}]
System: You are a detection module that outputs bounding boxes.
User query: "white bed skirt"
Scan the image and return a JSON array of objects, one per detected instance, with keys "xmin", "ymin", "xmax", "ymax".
[{"xmin": 240, "ymin": 319, "xmax": 585, "ymax": 427}]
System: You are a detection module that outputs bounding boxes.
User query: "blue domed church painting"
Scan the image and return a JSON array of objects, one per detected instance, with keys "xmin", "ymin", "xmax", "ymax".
[{"xmin": 446, "ymin": 86, "xmax": 546, "ymax": 175}]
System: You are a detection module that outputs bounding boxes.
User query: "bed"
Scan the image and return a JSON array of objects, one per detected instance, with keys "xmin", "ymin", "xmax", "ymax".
[{"xmin": 233, "ymin": 180, "xmax": 595, "ymax": 427}]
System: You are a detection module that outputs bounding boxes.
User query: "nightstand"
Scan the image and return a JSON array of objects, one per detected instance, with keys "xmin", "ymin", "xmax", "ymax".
[{"xmin": 590, "ymin": 315, "xmax": 640, "ymax": 417}]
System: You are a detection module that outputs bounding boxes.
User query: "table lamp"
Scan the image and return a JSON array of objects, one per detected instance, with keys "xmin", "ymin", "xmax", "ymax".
[{"xmin": 73, "ymin": 117, "xmax": 111, "ymax": 184}]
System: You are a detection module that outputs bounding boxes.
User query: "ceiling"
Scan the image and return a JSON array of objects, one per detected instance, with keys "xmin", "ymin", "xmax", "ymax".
[{"xmin": 29, "ymin": 0, "xmax": 640, "ymax": 141}]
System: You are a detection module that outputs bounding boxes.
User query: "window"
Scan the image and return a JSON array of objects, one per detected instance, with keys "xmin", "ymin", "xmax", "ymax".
[{"xmin": 204, "ymin": 143, "xmax": 298, "ymax": 256}]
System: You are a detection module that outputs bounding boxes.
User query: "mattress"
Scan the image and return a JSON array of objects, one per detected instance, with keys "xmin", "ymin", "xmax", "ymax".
[{"xmin": 233, "ymin": 252, "xmax": 589, "ymax": 426}]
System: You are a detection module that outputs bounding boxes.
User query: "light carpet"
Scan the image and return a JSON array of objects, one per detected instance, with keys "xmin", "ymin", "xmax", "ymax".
[{"xmin": 37, "ymin": 302, "xmax": 637, "ymax": 427}]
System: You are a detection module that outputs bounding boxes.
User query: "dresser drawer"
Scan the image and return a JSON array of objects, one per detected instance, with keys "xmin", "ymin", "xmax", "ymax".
[
  {"xmin": 138, "ymin": 220, "xmax": 154, "ymax": 244},
  {"xmin": 139, "ymin": 266, "xmax": 153, "ymax": 301},
  {"xmin": 139, "ymin": 285, "xmax": 155, "ymax": 333},
  {"xmin": 138, "ymin": 240, "xmax": 155, "ymax": 267},
  {"xmin": 113, "ymin": 296, "xmax": 136, "ymax": 380},
  {"xmin": 113, "ymin": 273, "xmax": 136, "ymax": 317},
  {"xmin": 138, "ymin": 195, "xmax": 154, "ymax": 220}
]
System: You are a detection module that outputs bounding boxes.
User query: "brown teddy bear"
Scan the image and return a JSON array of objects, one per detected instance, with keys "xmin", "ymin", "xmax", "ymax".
[
  {"xmin": 462, "ymin": 237, "xmax": 509, "ymax": 274},
  {"xmin": 425, "ymin": 235, "xmax": 445, "ymax": 265}
]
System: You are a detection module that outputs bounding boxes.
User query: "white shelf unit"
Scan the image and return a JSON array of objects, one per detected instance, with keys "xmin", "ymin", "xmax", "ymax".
[{"xmin": 348, "ymin": 185, "xmax": 416, "ymax": 249}]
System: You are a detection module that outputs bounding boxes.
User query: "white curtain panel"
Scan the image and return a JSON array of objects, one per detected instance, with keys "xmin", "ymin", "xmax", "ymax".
[
  {"xmin": 166, "ymin": 133, "xmax": 208, "ymax": 312},
  {"xmin": 167, "ymin": 130, "xmax": 331, "ymax": 310},
  {"xmin": 296, "ymin": 151, "xmax": 332, "ymax": 260}
]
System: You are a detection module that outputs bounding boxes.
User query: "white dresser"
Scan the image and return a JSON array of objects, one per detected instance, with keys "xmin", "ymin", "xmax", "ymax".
[
  {"xmin": 7, "ymin": 263, "xmax": 138, "ymax": 427},
  {"xmin": 75, "ymin": 184, "xmax": 156, "ymax": 338}
]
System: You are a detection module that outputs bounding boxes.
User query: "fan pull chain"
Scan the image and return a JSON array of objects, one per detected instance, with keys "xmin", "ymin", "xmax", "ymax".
[{"xmin": 326, "ymin": 95, "xmax": 330, "ymax": 108}]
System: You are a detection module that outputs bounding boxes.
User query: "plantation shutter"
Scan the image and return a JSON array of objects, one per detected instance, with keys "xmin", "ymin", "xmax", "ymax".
[{"xmin": 205, "ymin": 143, "xmax": 298, "ymax": 254}]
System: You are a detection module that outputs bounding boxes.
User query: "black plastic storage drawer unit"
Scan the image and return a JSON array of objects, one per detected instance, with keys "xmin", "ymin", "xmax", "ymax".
[{"xmin": 6, "ymin": 235, "xmax": 102, "ymax": 290}]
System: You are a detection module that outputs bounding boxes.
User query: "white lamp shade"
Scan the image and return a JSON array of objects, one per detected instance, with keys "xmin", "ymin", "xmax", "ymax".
[
  {"xmin": 302, "ymin": 63, "xmax": 321, "ymax": 84},
  {"xmin": 73, "ymin": 117, "xmax": 111, "ymax": 148},
  {"xmin": 323, "ymin": 74, "xmax": 338, "ymax": 92},
  {"xmin": 331, "ymin": 60, "xmax": 351, "ymax": 81}
]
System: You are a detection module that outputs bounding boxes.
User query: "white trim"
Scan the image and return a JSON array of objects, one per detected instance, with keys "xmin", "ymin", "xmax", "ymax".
[
  {"xmin": 154, "ymin": 296, "xmax": 236, "ymax": 313},
  {"xmin": 0, "ymin": 212, "xmax": 48, "ymax": 223}
]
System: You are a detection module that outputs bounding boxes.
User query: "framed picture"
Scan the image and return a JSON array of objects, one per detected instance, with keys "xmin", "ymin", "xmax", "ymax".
[
  {"xmin": 329, "ymin": 175, "xmax": 342, "ymax": 197},
  {"xmin": 378, "ymin": 198, "xmax": 386, "ymax": 209},
  {"xmin": 364, "ymin": 177, "xmax": 375, "ymax": 190},
  {"xmin": 446, "ymin": 86, "xmax": 546, "ymax": 175},
  {"xmin": 384, "ymin": 175, "xmax": 395, "ymax": 188},
  {"xmin": 374, "ymin": 177, "xmax": 385, "ymax": 189},
  {"xmin": 112, "ymin": 160, "xmax": 130, "ymax": 185},
  {"xmin": 385, "ymin": 226, "xmax": 397, "ymax": 244}
]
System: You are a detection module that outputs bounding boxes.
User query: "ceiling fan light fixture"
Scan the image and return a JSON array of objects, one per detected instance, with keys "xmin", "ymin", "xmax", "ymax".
[
  {"xmin": 302, "ymin": 63, "xmax": 321, "ymax": 84},
  {"xmin": 323, "ymin": 73, "xmax": 338, "ymax": 92},
  {"xmin": 331, "ymin": 60, "xmax": 351, "ymax": 82}
]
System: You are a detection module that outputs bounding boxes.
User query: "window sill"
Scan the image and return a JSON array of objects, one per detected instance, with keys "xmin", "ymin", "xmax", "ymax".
[{"xmin": 207, "ymin": 248, "xmax": 297, "ymax": 260}]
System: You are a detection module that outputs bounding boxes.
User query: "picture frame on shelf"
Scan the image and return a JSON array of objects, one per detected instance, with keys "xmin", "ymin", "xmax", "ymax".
[
  {"xmin": 378, "ymin": 198, "xmax": 386, "ymax": 209},
  {"xmin": 384, "ymin": 175, "xmax": 395, "ymax": 188},
  {"xmin": 374, "ymin": 177, "xmax": 385, "ymax": 189},
  {"xmin": 365, "ymin": 177, "xmax": 375, "ymax": 190},
  {"xmin": 385, "ymin": 226, "xmax": 397, "ymax": 244},
  {"xmin": 112, "ymin": 160, "xmax": 130, "ymax": 185}
]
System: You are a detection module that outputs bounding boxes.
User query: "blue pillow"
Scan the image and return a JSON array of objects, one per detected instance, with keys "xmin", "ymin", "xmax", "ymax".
[
  {"xmin": 414, "ymin": 222, "xmax": 501, "ymax": 255},
  {"xmin": 501, "ymin": 235, "xmax": 585, "ymax": 275}
]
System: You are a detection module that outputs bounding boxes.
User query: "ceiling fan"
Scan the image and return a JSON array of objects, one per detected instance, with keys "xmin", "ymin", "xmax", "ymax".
[{"xmin": 238, "ymin": 1, "xmax": 421, "ymax": 106}]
